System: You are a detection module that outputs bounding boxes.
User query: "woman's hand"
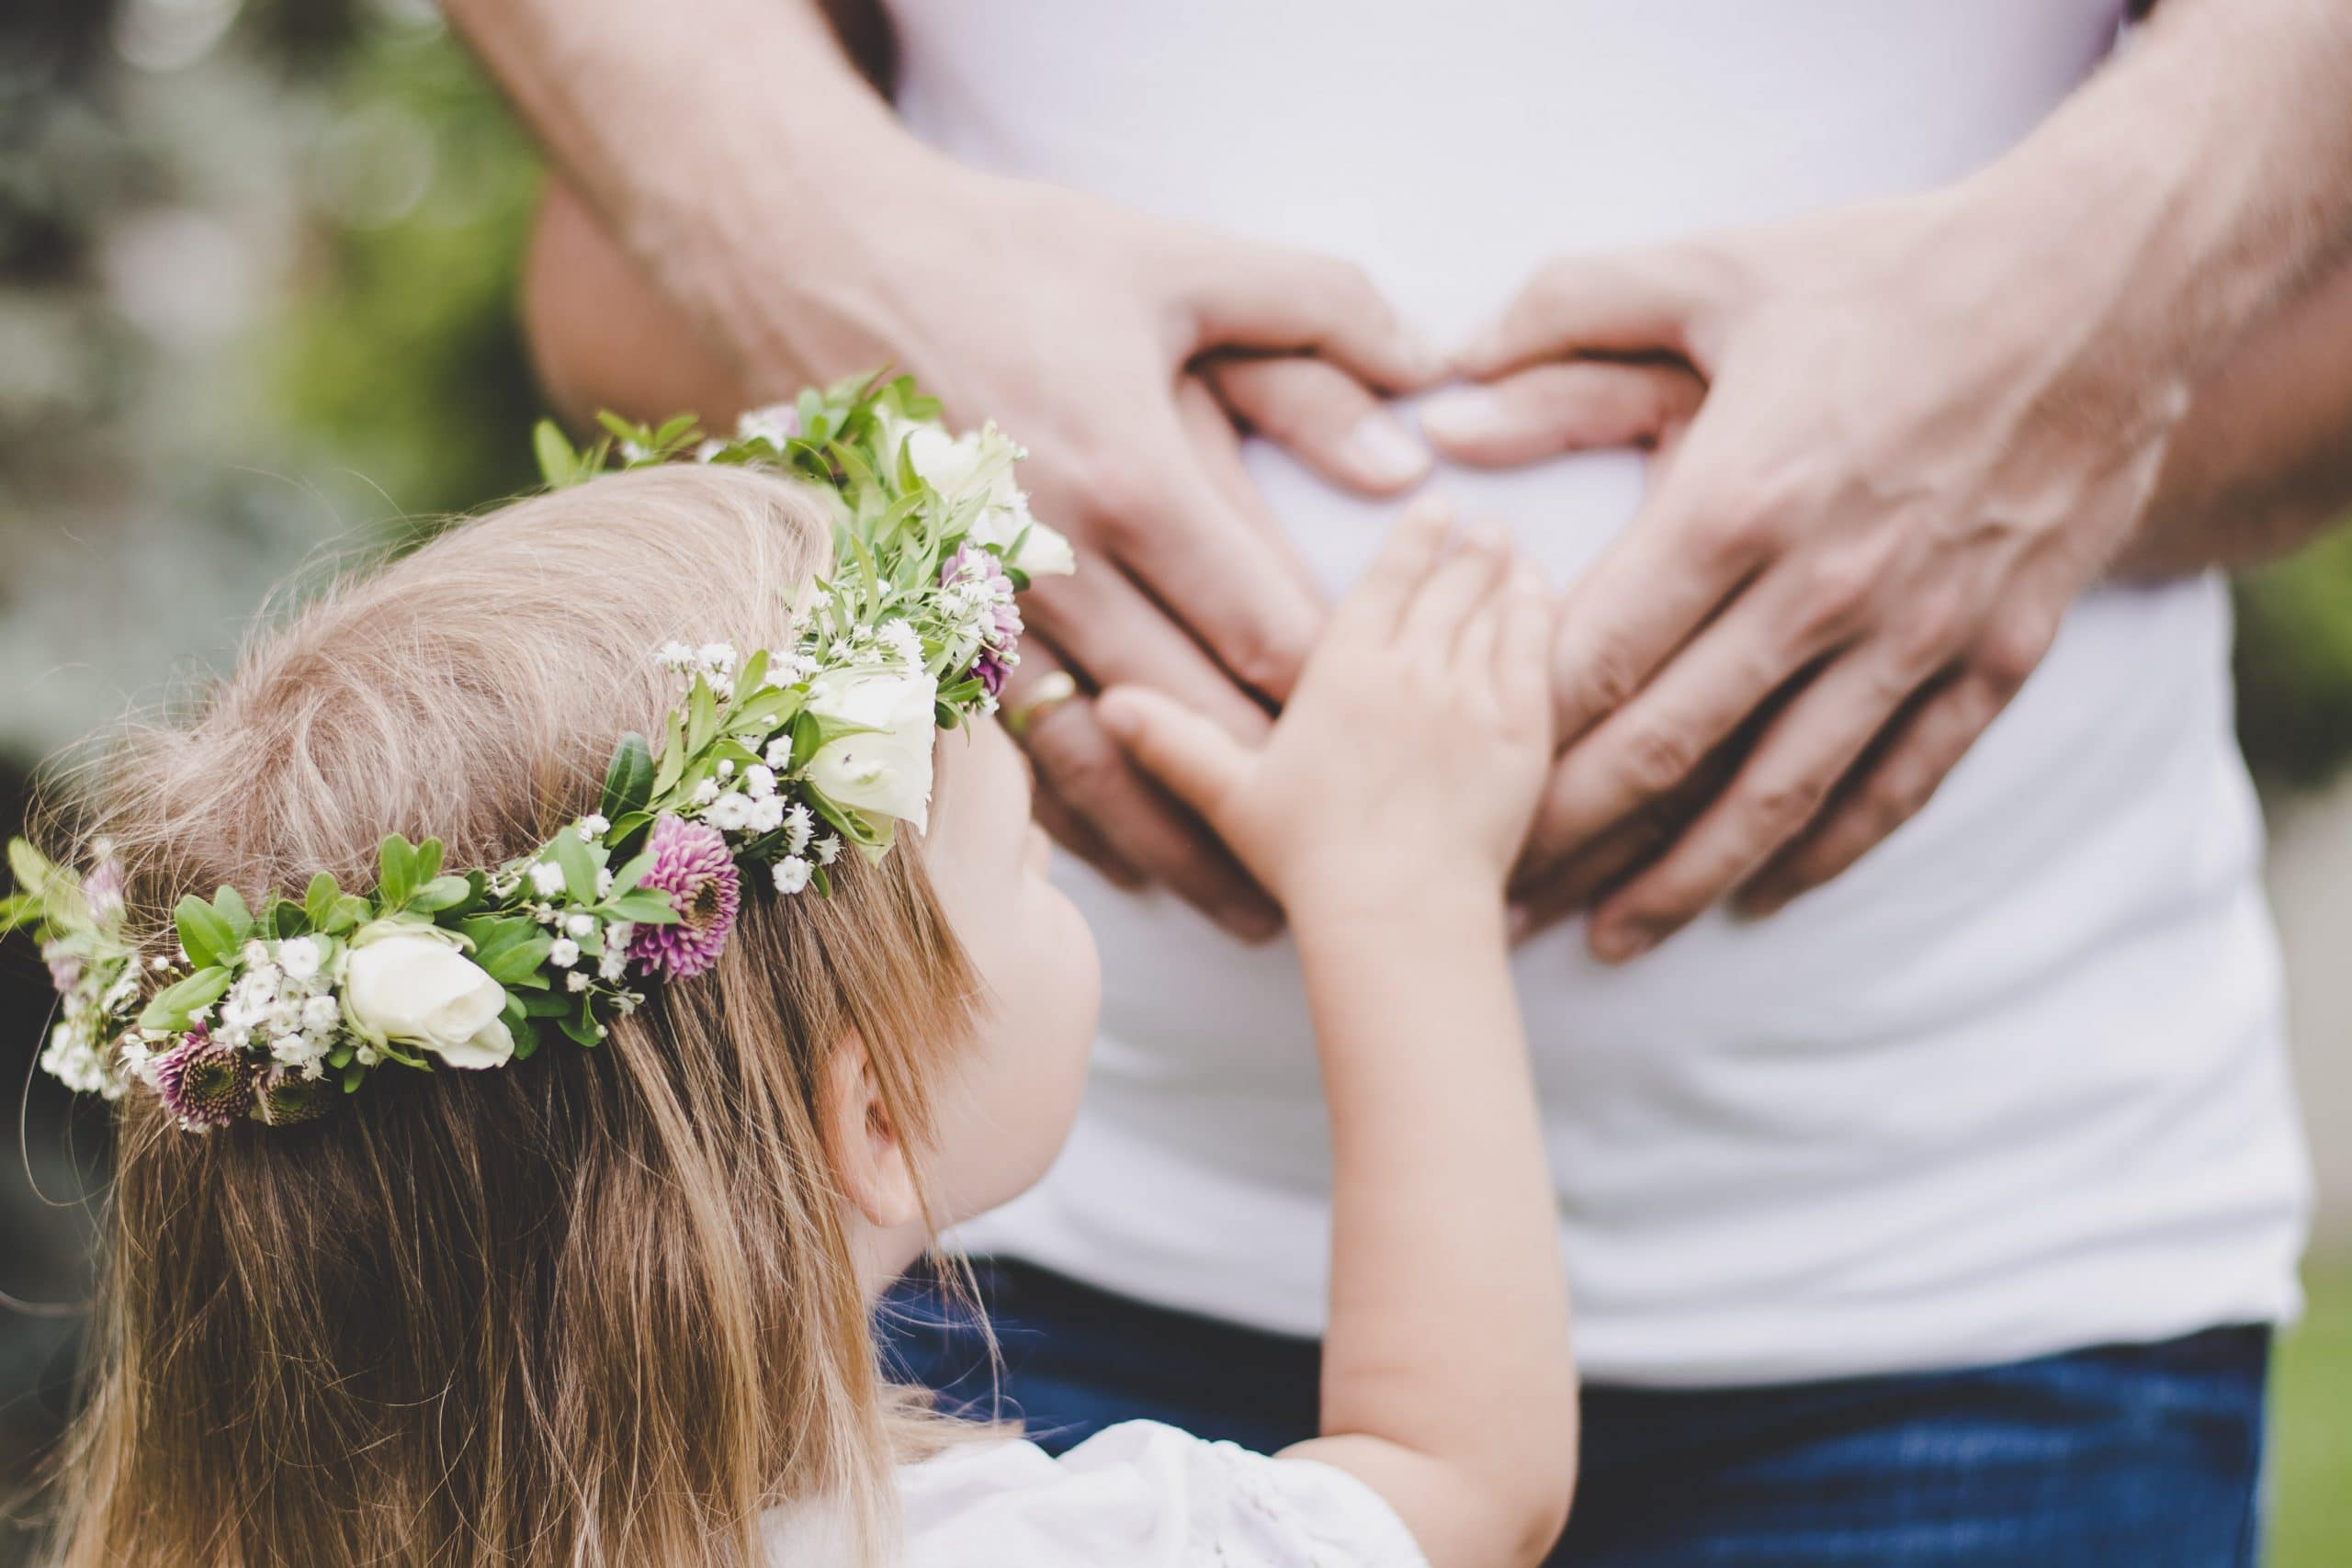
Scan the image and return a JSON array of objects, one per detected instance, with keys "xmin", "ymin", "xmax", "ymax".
[{"xmin": 1096, "ymin": 500, "xmax": 1554, "ymax": 916}]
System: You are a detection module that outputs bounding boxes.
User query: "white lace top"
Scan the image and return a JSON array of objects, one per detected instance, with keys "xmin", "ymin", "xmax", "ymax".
[{"xmin": 763, "ymin": 1420, "xmax": 1428, "ymax": 1566}]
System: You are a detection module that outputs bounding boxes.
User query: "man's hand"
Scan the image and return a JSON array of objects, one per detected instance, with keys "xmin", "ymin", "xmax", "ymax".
[
  {"xmin": 1433, "ymin": 0, "xmax": 2352, "ymax": 960},
  {"xmin": 464, "ymin": 0, "xmax": 1444, "ymax": 941},
  {"xmin": 1444, "ymin": 186, "xmax": 2195, "ymax": 960}
]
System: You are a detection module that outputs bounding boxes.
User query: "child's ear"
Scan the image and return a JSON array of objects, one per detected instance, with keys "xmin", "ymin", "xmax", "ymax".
[{"xmin": 821, "ymin": 1035, "xmax": 922, "ymax": 1232}]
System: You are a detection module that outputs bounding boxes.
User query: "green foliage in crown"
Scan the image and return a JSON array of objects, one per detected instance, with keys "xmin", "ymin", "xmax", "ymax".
[{"xmin": 2, "ymin": 373, "xmax": 1072, "ymax": 1130}]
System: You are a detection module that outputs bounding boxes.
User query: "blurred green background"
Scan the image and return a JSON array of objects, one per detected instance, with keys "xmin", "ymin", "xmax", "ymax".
[{"xmin": 0, "ymin": 2, "xmax": 2344, "ymax": 1562}]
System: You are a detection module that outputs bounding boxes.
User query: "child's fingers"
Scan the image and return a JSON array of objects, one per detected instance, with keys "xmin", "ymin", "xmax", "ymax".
[
  {"xmin": 1339, "ymin": 495, "xmax": 1454, "ymax": 637},
  {"xmin": 1096, "ymin": 685, "xmax": 1256, "ymax": 822},
  {"xmin": 1402, "ymin": 520, "xmax": 1510, "ymax": 652},
  {"xmin": 1455, "ymin": 558, "xmax": 1511, "ymax": 679},
  {"xmin": 1498, "ymin": 561, "xmax": 1554, "ymax": 728}
]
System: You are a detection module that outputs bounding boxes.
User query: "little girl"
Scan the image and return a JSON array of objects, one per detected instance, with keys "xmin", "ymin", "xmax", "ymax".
[{"xmin": 8, "ymin": 382, "xmax": 1573, "ymax": 1566}]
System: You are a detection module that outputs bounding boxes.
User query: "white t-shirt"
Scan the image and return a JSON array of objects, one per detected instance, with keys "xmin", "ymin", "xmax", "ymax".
[
  {"xmin": 762, "ymin": 1421, "xmax": 1427, "ymax": 1567},
  {"xmin": 896, "ymin": 1, "xmax": 2313, "ymax": 1384}
]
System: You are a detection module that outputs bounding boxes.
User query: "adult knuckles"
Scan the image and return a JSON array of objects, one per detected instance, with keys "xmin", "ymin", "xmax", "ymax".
[
  {"xmin": 1617, "ymin": 721, "xmax": 1702, "ymax": 798},
  {"xmin": 1973, "ymin": 609, "xmax": 2061, "ymax": 694},
  {"xmin": 1738, "ymin": 770, "xmax": 1828, "ymax": 843},
  {"xmin": 1557, "ymin": 634, "xmax": 1646, "ymax": 723}
]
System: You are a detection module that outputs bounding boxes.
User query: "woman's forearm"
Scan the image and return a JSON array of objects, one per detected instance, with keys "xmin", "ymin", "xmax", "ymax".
[
  {"xmin": 2120, "ymin": 256, "xmax": 2352, "ymax": 577},
  {"xmin": 1283, "ymin": 892, "xmax": 1575, "ymax": 1568}
]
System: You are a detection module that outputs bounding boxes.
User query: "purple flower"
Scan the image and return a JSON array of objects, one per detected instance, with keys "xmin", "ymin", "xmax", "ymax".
[
  {"xmin": 255, "ymin": 1067, "xmax": 334, "ymax": 1128},
  {"xmin": 627, "ymin": 814, "xmax": 741, "ymax": 980},
  {"xmin": 153, "ymin": 1025, "xmax": 255, "ymax": 1131},
  {"xmin": 943, "ymin": 547, "xmax": 1026, "ymax": 694},
  {"xmin": 40, "ymin": 942, "xmax": 82, "ymax": 997},
  {"xmin": 971, "ymin": 648, "xmax": 1012, "ymax": 698},
  {"xmin": 84, "ymin": 858, "xmax": 124, "ymax": 919}
]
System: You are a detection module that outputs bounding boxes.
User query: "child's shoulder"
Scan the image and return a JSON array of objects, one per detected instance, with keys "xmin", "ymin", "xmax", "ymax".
[{"xmin": 894, "ymin": 1419, "xmax": 1428, "ymax": 1568}]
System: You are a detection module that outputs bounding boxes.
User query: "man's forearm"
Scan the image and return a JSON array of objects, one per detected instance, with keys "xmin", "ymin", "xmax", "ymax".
[
  {"xmin": 1967, "ymin": 0, "xmax": 2352, "ymax": 395},
  {"xmin": 2123, "ymin": 256, "xmax": 2352, "ymax": 576},
  {"xmin": 446, "ymin": 0, "xmax": 932, "ymax": 367}
]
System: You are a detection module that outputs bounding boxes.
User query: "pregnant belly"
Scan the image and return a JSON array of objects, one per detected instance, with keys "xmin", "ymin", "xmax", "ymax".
[{"xmin": 1245, "ymin": 410, "xmax": 1651, "ymax": 598}]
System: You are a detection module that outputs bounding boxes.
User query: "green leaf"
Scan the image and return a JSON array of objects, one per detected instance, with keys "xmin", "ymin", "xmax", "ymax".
[
  {"xmin": 137, "ymin": 966, "xmax": 234, "ymax": 1032},
  {"xmin": 533, "ymin": 419, "xmax": 581, "ymax": 488},
  {"xmin": 559, "ymin": 1012, "xmax": 604, "ymax": 1048},
  {"xmin": 210, "ymin": 885, "xmax": 254, "ymax": 942},
  {"xmin": 413, "ymin": 838, "xmax": 445, "ymax": 885},
  {"xmin": 461, "ymin": 913, "xmax": 539, "ymax": 955},
  {"xmin": 509, "ymin": 1021, "xmax": 542, "ymax": 1062},
  {"xmin": 551, "ymin": 831, "xmax": 599, "ymax": 906},
  {"xmin": 732, "ymin": 648, "xmax": 770, "ymax": 704},
  {"xmin": 651, "ymin": 705, "xmax": 690, "ymax": 796},
  {"xmin": 303, "ymin": 872, "xmax": 341, "ymax": 930},
  {"xmin": 599, "ymin": 732, "xmax": 657, "ymax": 822},
  {"xmin": 606, "ymin": 851, "xmax": 655, "ymax": 898},
  {"xmin": 729, "ymin": 687, "xmax": 802, "ymax": 732},
  {"xmin": 174, "ymin": 895, "xmax": 236, "ymax": 971},
  {"xmin": 480, "ymin": 934, "xmax": 554, "ymax": 986},
  {"xmin": 520, "ymin": 989, "xmax": 576, "ymax": 1018},
  {"xmin": 685, "ymin": 674, "xmax": 720, "ymax": 756},
  {"xmin": 7, "ymin": 839, "xmax": 59, "ymax": 900},
  {"xmin": 343, "ymin": 1061, "xmax": 367, "ymax": 1093},
  {"xmin": 268, "ymin": 900, "xmax": 305, "ymax": 939},
  {"xmin": 378, "ymin": 834, "xmax": 418, "ymax": 906},
  {"xmin": 412, "ymin": 875, "xmax": 474, "ymax": 913},
  {"xmin": 322, "ymin": 896, "xmax": 370, "ymax": 934},
  {"xmin": 611, "ymin": 888, "xmax": 681, "ymax": 925}
]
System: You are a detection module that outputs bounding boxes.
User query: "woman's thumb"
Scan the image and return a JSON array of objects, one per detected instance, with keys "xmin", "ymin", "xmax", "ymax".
[{"xmin": 1095, "ymin": 685, "xmax": 1253, "ymax": 818}]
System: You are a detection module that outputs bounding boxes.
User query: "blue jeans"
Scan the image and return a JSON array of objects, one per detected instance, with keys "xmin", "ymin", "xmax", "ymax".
[{"xmin": 880, "ymin": 1260, "xmax": 2270, "ymax": 1566}]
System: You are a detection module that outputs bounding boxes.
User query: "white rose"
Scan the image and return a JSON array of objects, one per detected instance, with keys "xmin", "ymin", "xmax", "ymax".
[
  {"xmin": 896, "ymin": 416, "xmax": 1037, "ymax": 529},
  {"xmin": 803, "ymin": 663, "xmax": 941, "ymax": 835},
  {"xmin": 341, "ymin": 925, "xmax": 514, "ymax": 1070},
  {"xmin": 1009, "ymin": 522, "xmax": 1076, "ymax": 578}
]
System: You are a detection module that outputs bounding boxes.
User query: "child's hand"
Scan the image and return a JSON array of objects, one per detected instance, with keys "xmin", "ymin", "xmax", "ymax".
[{"xmin": 1098, "ymin": 500, "xmax": 1554, "ymax": 917}]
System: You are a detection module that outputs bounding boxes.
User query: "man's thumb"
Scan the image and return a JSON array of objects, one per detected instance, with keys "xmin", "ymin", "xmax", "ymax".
[{"xmin": 1095, "ymin": 686, "xmax": 1253, "ymax": 819}]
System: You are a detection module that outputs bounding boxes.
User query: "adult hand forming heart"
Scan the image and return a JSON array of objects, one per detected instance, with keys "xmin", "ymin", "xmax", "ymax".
[{"xmin": 1434, "ymin": 175, "xmax": 2199, "ymax": 961}]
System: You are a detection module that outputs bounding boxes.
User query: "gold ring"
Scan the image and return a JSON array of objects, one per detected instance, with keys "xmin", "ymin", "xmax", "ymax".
[{"xmin": 1005, "ymin": 671, "xmax": 1080, "ymax": 739}]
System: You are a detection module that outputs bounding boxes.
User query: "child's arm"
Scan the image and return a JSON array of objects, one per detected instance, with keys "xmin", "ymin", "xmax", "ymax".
[{"xmin": 1098, "ymin": 501, "xmax": 1574, "ymax": 1568}]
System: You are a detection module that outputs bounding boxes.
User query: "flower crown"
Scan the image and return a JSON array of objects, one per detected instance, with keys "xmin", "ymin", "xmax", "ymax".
[{"xmin": 1, "ymin": 374, "xmax": 1072, "ymax": 1131}]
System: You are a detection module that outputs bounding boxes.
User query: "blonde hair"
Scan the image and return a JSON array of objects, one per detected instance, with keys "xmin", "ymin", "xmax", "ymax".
[{"xmin": 39, "ymin": 465, "xmax": 981, "ymax": 1565}]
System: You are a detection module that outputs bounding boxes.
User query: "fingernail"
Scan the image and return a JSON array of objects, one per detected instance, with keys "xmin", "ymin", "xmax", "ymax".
[
  {"xmin": 1094, "ymin": 693, "xmax": 1139, "ymax": 740},
  {"xmin": 1591, "ymin": 920, "xmax": 1657, "ymax": 964},
  {"xmin": 1399, "ymin": 331, "xmax": 1449, "ymax": 383},
  {"xmin": 1344, "ymin": 411, "xmax": 1430, "ymax": 488},
  {"xmin": 1419, "ymin": 388, "xmax": 1507, "ymax": 444},
  {"xmin": 1455, "ymin": 320, "xmax": 1506, "ymax": 369}
]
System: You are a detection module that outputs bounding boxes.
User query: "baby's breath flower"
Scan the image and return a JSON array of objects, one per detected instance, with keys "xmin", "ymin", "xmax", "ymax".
[
  {"xmin": 566, "ymin": 971, "xmax": 591, "ymax": 993},
  {"xmin": 548, "ymin": 938, "xmax": 581, "ymax": 968},
  {"xmin": 772, "ymin": 857, "xmax": 813, "ymax": 896},
  {"xmin": 564, "ymin": 913, "xmax": 596, "ymax": 939},
  {"xmin": 576, "ymin": 814, "xmax": 609, "ymax": 840},
  {"xmin": 528, "ymin": 862, "xmax": 566, "ymax": 897}
]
